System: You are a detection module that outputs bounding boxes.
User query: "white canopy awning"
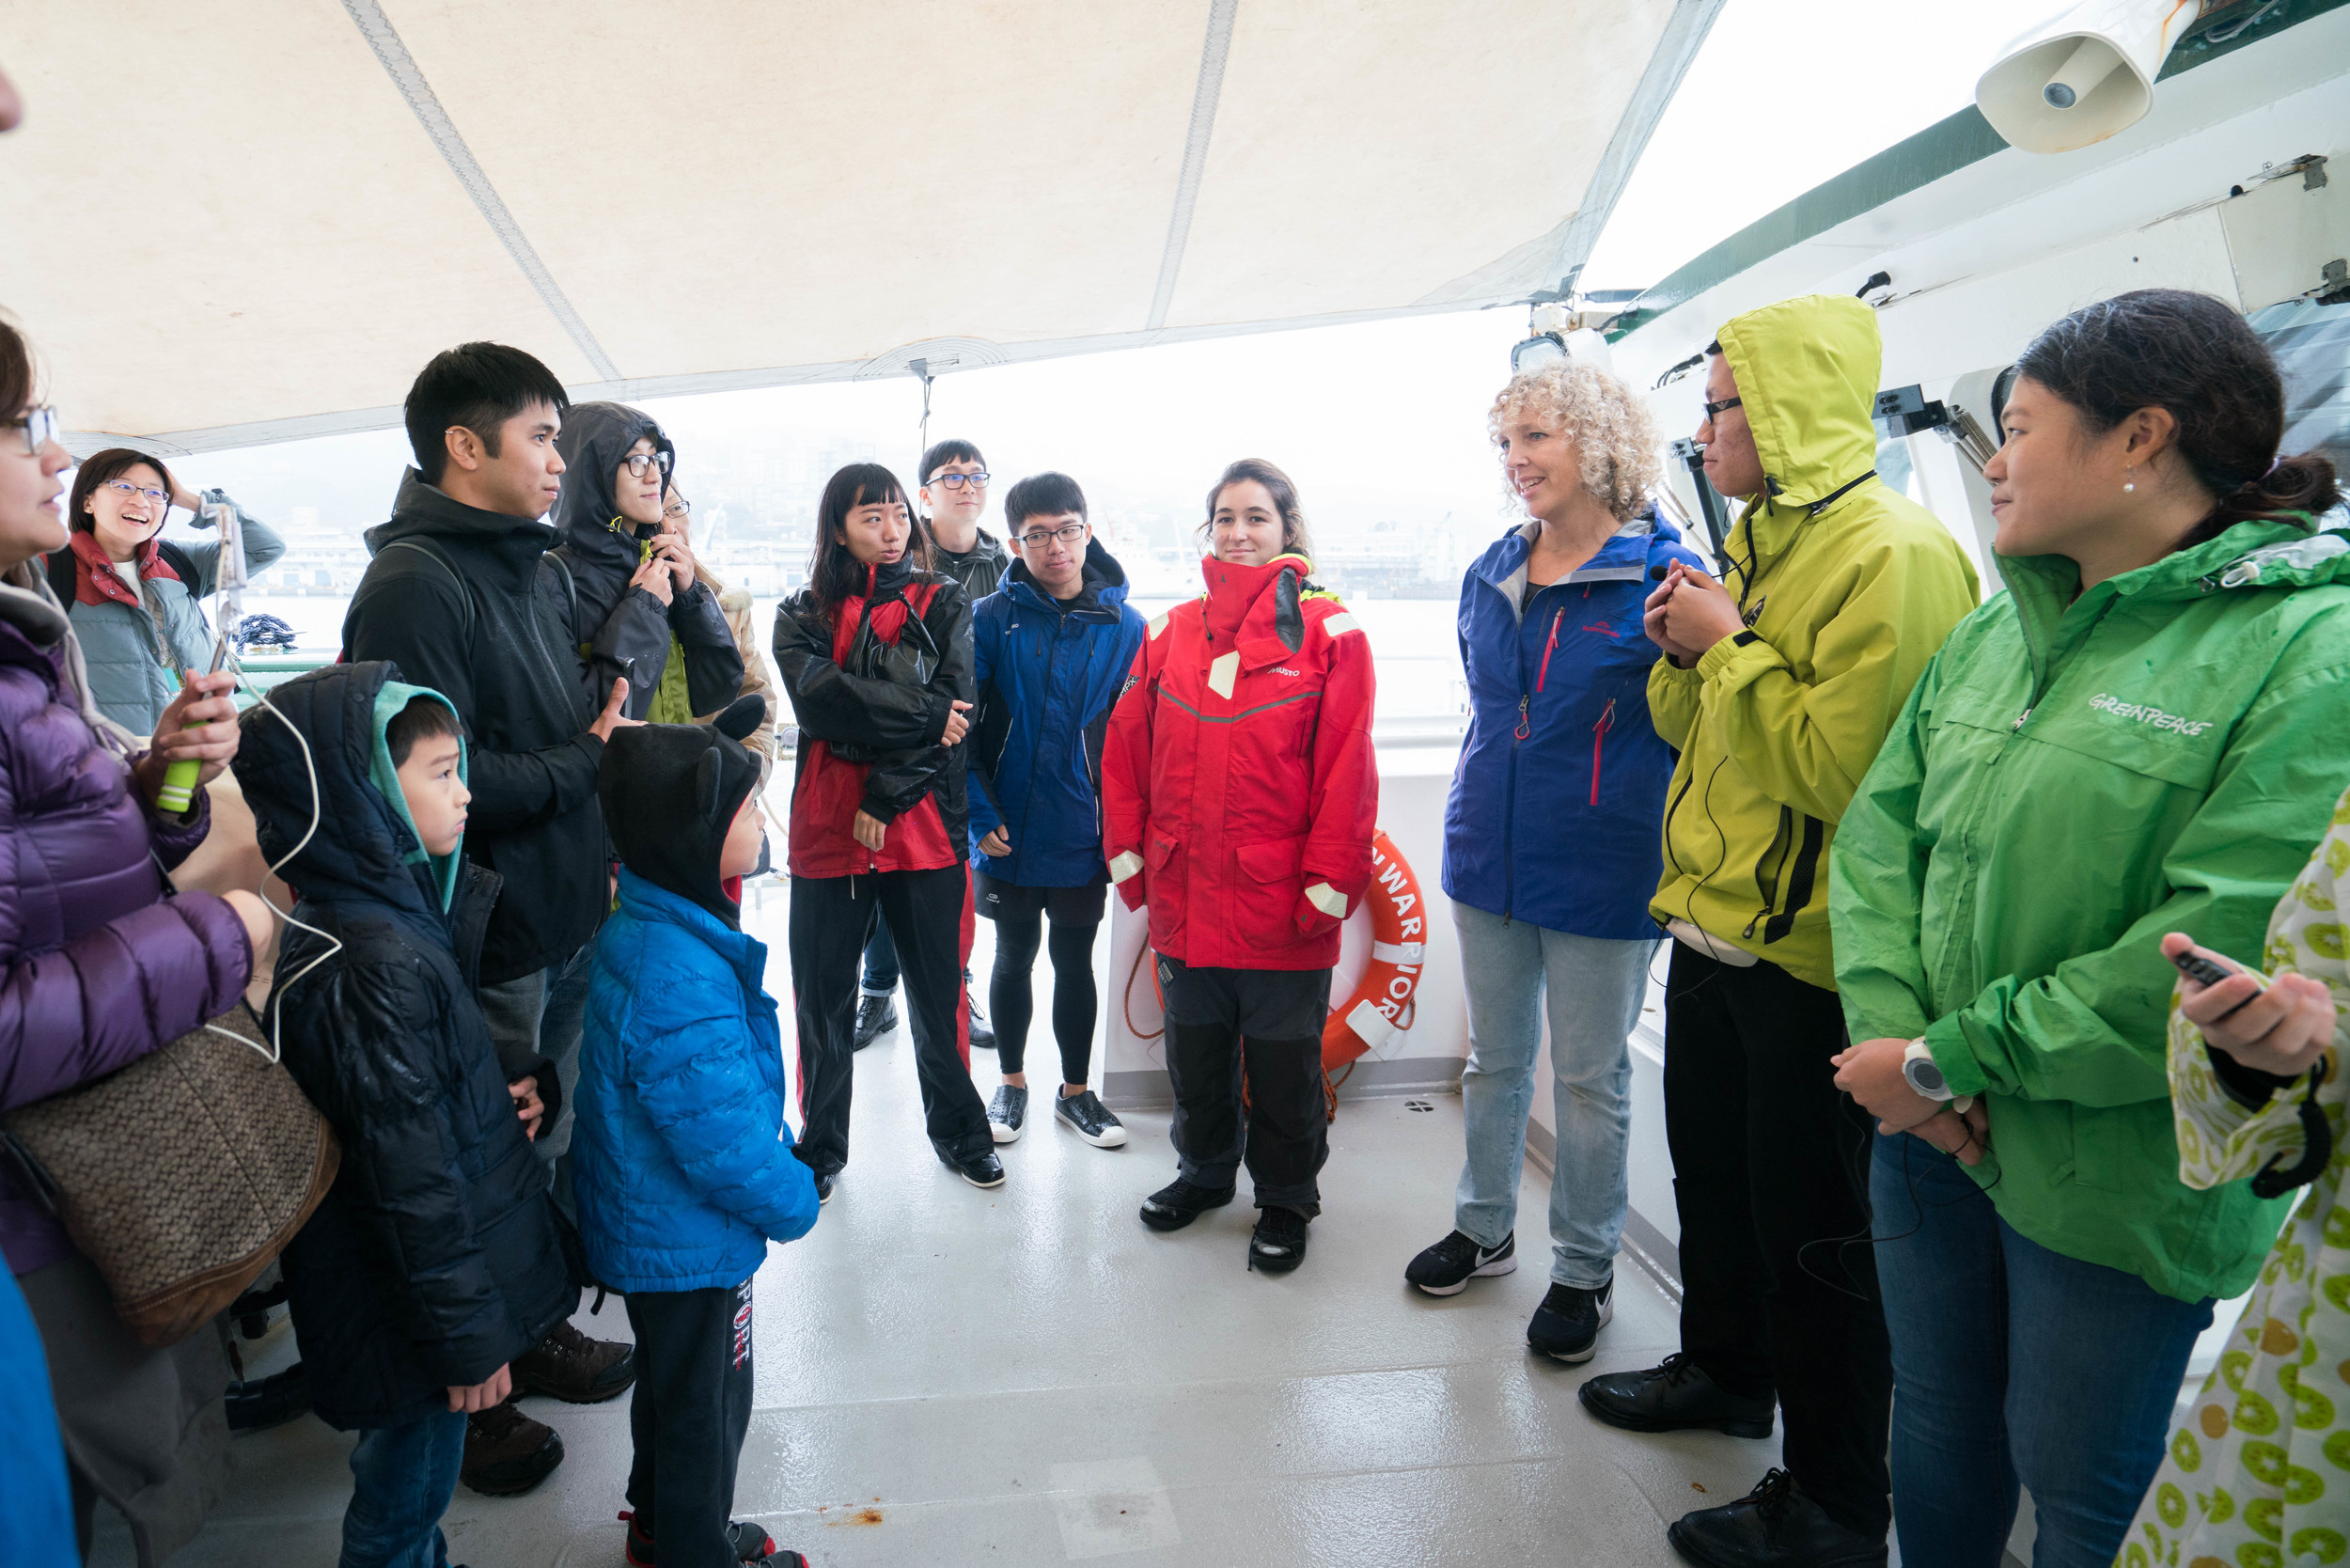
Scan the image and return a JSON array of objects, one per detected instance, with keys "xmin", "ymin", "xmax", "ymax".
[{"xmin": 0, "ymin": 0, "xmax": 1716, "ymax": 454}]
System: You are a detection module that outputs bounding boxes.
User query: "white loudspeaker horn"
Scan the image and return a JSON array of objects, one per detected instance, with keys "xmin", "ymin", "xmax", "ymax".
[{"xmin": 1976, "ymin": 0, "xmax": 2195, "ymax": 155}]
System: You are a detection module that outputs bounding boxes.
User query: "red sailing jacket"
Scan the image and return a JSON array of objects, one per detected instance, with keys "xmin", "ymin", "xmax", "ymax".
[
  {"xmin": 772, "ymin": 563, "xmax": 971, "ymax": 880},
  {"xmin": 1104, "ymin": 552, "xmax": 1377, "ymax": 971}
]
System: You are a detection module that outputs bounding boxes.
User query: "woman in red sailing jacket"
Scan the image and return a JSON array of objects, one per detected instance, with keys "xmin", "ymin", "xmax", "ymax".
[
  {"xmin": 1104, "ymin": 459, "xmax": 1377, "ymax": 1273},
  {"xmin": 771, "ymin": 464, "xmax": 999, "ymax": 1195}
]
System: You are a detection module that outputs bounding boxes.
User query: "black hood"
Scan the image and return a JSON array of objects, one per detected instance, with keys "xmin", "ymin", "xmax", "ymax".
[
  {"xmin": 553, "ymin": 401, "xmax": 673, "ymax": 575},
  {"xmin": 366, "ymin": 468, "xmax": 557, "ymax": 557},
  {"xmin": 599, "ymin": 696, "xmax": 764, "ymax": 929},
  {"xmin": 233, "ymin": 659, "xmax": 458, "ymax": 920}
]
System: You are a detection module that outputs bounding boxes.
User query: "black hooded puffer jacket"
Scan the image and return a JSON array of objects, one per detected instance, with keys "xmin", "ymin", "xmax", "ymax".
[
  {"xmin": 551, "ymin": 401, "xmax": 744, "ymax": 722},
  {"xmin": 235, "ymin": 661, "xmax": 575, "ymax": 1432}
]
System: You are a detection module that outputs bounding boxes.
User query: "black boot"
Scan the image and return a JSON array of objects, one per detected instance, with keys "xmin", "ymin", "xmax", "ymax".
[
  {"xmin": 852, "ymin": 993, "xmax": 897, "ymax": 1050},
  {"xmin": 225, "ymin": 1362, "xmax": 310, "ymax": 1432},
  {"xmin": 1666, "ymin": 1468, "xmax": 1887, "ymax": 1568},
  {"xmin": 1578, "ymin": 1351, "xmax": 1774, "ymax": 1437}
]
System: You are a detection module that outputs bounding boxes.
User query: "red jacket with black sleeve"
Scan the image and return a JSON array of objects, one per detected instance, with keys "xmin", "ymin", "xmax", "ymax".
[
  {"xmin": 772, "ymin": 561, "xmax": 972, "ymax": 880},
  {"xmin": 1103, "ymin": 552, "xmax": 1376, "ymax": 971}
]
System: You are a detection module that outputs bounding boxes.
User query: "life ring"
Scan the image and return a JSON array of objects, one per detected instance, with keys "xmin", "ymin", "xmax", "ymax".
[{"xmin": 1322, "ymin": 830, "xmax": 1425, "ymax": 1071}]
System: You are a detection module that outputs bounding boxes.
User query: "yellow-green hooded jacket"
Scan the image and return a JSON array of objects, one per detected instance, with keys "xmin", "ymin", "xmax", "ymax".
[{"xmin": 1648, "ymin": 294, "xmax": 1981, "ymax": 990}]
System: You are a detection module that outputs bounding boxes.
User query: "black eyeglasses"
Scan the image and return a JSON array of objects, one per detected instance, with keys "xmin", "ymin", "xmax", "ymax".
[
  {"xmin": 622, "ymin": 451, "xmax": 673, "ymax": 478},
  {"xmin": 1016, "ymin": 523, "xmax": 1088, "ymax": 549},
  {"xmin": 930, "ymin": 471, "xmax": 989, "ymax": 490},
  {"xmin": 1701, "ymin": 395, "xmax": 1743, "ymax": 422}
]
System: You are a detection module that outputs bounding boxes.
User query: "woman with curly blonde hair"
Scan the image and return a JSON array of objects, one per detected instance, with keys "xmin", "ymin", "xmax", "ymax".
[{"xmin": 1402, "ymin": 359, "xmax": 1707, "ymax": 1361}]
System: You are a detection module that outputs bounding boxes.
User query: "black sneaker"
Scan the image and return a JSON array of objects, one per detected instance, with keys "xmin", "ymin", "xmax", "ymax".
[
  {"xmin": 967, "ymin": 978, "xmax": 995, "ymax": 1051},
  {"xmin": 1054, "ymin": 1089, "xmax": 1128, "ymax": 1148},
  {"xmin": 1527, "ymin": 1279, "xmax": 1613, "ymax": 1362},
  {"xmin": 460, "ymin": 1401, "xmax": 564, "ymax": 1496},
  {"xmin": 943, "ymin": 1148, "xmax": 1006, "ymax": 1188},
  {"xmin": 853, "ymin": 993, "xmax": 896, "ymax": 1051},
  {"xmin": 1404, "ymin": 1230, "xmax": 1517, "ymax": 1295},
  {"xmin": 1248, "ymin": 1207, "xmax": 1310, "ymax": 1274},
  {"xmin": 624, "ymin": 1510, "xmax": 809, "ymax": 1567},
  {"xmin": 988, "ymin": 1085, "xmax": 1027, "ymax": 1143},
  {"xmin": 814, "ymin": 1171, "xmax": 836, "ymax": 1204},
  {"xmin": 1666, "ymin": 1468, "xmax": 1886, "ymax": 1568},
  {"xmin": 1138, "ymin": 1178, "xmax": 1235, "ymax": 1231},
  {"xmin": 1578, "ymin": 1351, "xmax": 1775, "ymax": 1438}
]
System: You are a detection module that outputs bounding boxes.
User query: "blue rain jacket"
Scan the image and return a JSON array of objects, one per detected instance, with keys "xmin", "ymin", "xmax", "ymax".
[
  {"xmin": 966, "ymin": 541, "xmax": 1149, "ymax": 886},
  {"xmin": 575, "ymin": 870, "xmax": 818, "ymax": 1294},
  {"xmin": 1442, "ymin": 513, "xmax": 1706, "ymax": 937}
]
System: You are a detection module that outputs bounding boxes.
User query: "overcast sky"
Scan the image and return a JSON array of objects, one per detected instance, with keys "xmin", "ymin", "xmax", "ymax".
[{"xmin": 186, "ymin": 0, "xmax": 2067, "ymax": 541}]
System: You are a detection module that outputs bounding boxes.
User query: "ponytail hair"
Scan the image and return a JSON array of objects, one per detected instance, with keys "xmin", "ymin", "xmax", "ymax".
[{"xmin": 2014, "ymin": 289, "xmax": 2340, "ymax": 551}]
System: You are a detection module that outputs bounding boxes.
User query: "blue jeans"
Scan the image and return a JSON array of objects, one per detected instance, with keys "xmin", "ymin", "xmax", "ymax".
[
  {"xmin": 340, "ymin": 1409, "xmax": 465, "ymax": 1568},
  {"xmin": 1451, "ymin": 903, "xmax": 1653, "ymax": 1289},
  {"xmin": 1870, "ymin": 1133, "xmax": 2214, "ymax": 1568}
]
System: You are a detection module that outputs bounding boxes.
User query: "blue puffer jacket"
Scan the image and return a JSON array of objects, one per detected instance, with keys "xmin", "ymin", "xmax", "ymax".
[
  {"xmin": 575, "ymin": 870, "xmax": 819, "ymax": 1293},
  {"xmin": 1442, "ymin": 513, "xmax": 1705, "ymax": 937},
  {"xmin": 966, "ymin": 541, "xmax": 1148, "ymax": 886}
]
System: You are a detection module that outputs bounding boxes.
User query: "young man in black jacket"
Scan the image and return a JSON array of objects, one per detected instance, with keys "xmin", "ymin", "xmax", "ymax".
[
  {"xmin": 234, "ymin": 662, "xmax": 576, "ymax": 1562},
  {"xmin": 342, "ymin": 342, "xmax": 637, "ymax": 1494},
  {"xmin": 854, "ymin": 437, "xmax": 1008, "ymax": 1053}
]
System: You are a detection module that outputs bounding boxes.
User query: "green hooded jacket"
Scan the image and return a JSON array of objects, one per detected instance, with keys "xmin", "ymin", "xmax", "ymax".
[
  {"xmin": 1649, "ymin": 294, "xmax": 1982, "ymax": 990},
  {"xmin": 1831, "ymin": 517, "xmax": 2350, "ymax": 1302}
]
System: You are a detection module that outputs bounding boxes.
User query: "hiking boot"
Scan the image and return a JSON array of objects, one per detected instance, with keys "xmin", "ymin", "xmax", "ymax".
[
  {"xmin": 622, "ymin": 1510, "xmax": 808, "ymax": 1567},
  {"xmin": 1527, "ymin": 1280, "xmax": 1613, "ymax": 1363},
  {"xmin": 967, "ymin": 976, "xmax": 995, "ymax": 1050},
  {"xmin": 988, "ymin": 1084, "xmax": 1027, "ymax": 1143},
  {"xmin": 512, "ymin": 1318, "xmax": 636, "ymax": 1403},
  {"xmin": 1054, "ymin": 1088, "xmax": 1127, "ymax": 1148},
  {"xmin": 461, "ymin": 1401, "xmax": 564, "ymax": 1496},
  {"xmin": 225, "ymin": 1362, "xmax": 310, "ymax": 1432},
  {"xmin": 1667, "ymin": 1468, "xmax": 1887, "ymax": 1568},
  {"xmin": 1578, "ymin": 1351, "xmax": 1774, "ymax": 1438},
  {"xmin": 853, "ymin": 993, "xmax": 896, "ymax": 1050},
  {"xmin": 1138, "ymin": 1178, "xmax": 1235, "ymax": 1232},
  {"xmin": 943, "ymin": 1148, "xmax": 1006, "ymax": 1188},
  {"xmin": 1403, "ymin": 1230, "xmax": 1516, "ymax": 1295},
  {"xmin": 1248, "ymin": 1207, "xmax": 1310, "ymax": 1274}
]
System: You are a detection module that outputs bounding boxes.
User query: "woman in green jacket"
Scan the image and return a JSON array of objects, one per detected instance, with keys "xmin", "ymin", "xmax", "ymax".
[{"xmin": 1828, "ymin": 289, "xmax": 2350, "ymax": 1568}]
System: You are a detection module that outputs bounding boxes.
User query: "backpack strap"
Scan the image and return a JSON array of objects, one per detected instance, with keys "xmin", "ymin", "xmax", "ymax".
[
  {"xmin": 43, "ymin": 544, "xmax": 76, "ymax": 607},
  {"xmin": 544, "ymin": 547, "xmax": 579, "ymax": 637},
  {"xmin": 377, "ymin": 537, "xmax": 476, "ymax": 650},
  {"xmin": 155, "ymin": 539, "xmax": 200, "ymax": 587}
]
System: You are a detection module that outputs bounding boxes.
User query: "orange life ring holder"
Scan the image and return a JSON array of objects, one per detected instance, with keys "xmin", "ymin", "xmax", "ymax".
[{"xmin": 1322, "ymin": 830, "xmax": 1425, "ymax": 1072}]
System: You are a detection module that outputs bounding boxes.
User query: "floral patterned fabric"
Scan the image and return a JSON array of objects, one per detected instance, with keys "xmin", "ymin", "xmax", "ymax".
[{"xmin": 2123, "ymin": 784, "xmax": 2350, "ymax": 1566}]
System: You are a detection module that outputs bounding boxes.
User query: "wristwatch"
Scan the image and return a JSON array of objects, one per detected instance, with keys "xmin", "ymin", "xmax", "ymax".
[{"xmin": 1903, "ymin": 1038, "xmax": 1976, "ymax": 1115}]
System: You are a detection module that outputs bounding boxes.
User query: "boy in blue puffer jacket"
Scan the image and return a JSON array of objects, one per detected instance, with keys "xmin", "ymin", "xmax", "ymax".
[{"xmin": 577, "ymin": 697, "xmax": 819, "ymax": 1568}]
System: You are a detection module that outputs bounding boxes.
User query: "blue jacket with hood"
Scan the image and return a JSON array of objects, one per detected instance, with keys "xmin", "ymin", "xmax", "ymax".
[
  {"xmin": 576, "ymin": 714, "xmax": 819, "ymax": 1294},
  {"xmin": 966, "ymin": 540, "xmax": 1149, "ymax": 886},
  {"xmin": 233, "ymin": 660, "xmax": 574, "ymax": 1431},
  {"xmin": 1442, "ymin": 512, "xmax": 1706, "ymax": 937}
]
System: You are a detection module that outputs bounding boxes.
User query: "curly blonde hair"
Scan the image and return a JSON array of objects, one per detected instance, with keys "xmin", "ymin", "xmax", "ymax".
[{"xmin": 1488, "ymin": 361, "xmax": 1661, "ymax": 523}]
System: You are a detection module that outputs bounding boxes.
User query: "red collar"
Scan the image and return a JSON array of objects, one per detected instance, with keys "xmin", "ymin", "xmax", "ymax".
[{"xmin": 67, "ymin": 528, "xmax": 178, "ymax": 609}]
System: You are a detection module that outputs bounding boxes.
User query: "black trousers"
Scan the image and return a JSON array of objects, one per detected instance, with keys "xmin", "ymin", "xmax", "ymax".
[
  {"xmin": 791, "ymin": 866, "xmax": 991, "ymax": 1171},
  {"xmin": 1157, "ymin": 955, "xmax": 1331, "ymax": 1215},
  {"xmin": 1662, "ymin": 944, "xmax": 1892, "ymax": 1537},
  {"xmin": 625, "ymin": 1278, "xmax": 756, "ymax": 1568}
]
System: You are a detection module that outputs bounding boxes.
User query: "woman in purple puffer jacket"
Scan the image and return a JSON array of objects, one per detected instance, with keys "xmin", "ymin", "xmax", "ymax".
[{"xmin": 2, "ymin": 316, "xmax": 271, "ymax": 1564}]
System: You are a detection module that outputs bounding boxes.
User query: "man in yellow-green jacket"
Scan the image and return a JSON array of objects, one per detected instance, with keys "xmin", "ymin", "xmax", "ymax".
[{"xmin": 1576, "ymin": 293, "xmax": 1980, "ymax": 1568}]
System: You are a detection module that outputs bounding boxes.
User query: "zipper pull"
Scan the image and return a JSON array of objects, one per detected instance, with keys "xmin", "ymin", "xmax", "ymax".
[
  {"xmin": 1514, "ymin": 695, "xmax": 1530, "ymax": 741},
  {"xmin": 2011, "ymin": 707, "xmax": 2032, "ymax": 732}
]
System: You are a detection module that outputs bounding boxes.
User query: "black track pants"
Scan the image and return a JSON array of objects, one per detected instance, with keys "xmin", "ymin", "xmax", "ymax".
[
  {"xmin": 1156, "ymin": 955, "xmax": 1331, "ymax": 1215},
  {"xmin": 989, "ymin": 910, "xmax": 1101, "ymax": 1083},
  {"xmin": 1662, "ymin": 943, "xmax": 1892, "ymax": 1539},
  {"xmin": 790, "ymin": 866, "xmax": 990, "ymax": 1171},
  {"xmin": 625, "ymin": 1278, "xmax": 756, "ymax": 1568}
]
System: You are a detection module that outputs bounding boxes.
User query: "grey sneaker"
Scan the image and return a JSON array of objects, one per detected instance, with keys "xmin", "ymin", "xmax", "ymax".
[
  {"xmin": 1053, "ymin": 1089, "xmax": 1127, "ymax": 1148},
  {"xmin": 988, "ymin": 1084, "xmax": 1027, "ymax": 1143}
]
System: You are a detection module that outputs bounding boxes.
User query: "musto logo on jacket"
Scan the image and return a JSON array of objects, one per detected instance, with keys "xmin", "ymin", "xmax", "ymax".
[{"xmin": 2086, "ymin": 692, "xmax": 2214, "ymax": 737}]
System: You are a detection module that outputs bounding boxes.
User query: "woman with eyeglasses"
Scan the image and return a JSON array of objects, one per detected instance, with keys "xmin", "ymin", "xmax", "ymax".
[
  {"xmin": 46, "ymin": 447, "xmax": 283, "ymax": 734},
  {"xmin": 772, "ymin": 463, "xmax": 998, "ymax": 1195},
  {"xmin": 662, "ymin": 484, "xmax": 779, "ymax": 774},
  {"xmin": 1103, "ymin": 458, "xmax": 1377, "ymax": 1274},
  {"xmin": 551, "ymin": 402, "xmax": 744, "ymax": 724},
  {"xmin": 3, "ymin": 318, "xmax": 271, "ymax": 1560}
]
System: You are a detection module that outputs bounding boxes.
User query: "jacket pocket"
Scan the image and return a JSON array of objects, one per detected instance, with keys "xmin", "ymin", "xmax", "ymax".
[
  {"xmin": 1145, "ymin": 829, "xmax": 1186, "ymax": 948},
  {"xmin": 1234, "ymin": 838, "xmax": 1306, "ymax": 941}
]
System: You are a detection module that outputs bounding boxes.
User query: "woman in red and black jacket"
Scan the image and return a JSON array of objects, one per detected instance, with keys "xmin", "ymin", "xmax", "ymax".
[
  {"xmin": 1104, "ymin": 459, "xmax": 1377, "ymax": 1273},
  {"xmin": 772, "ymin": 463, "xmax": 997, "ymax": 1193}
]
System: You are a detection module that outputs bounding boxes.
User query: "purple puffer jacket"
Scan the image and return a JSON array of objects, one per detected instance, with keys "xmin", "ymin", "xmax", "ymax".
[{"xmin": 0, "ymin": 577, "xmax": 251, "ymax": 1276}]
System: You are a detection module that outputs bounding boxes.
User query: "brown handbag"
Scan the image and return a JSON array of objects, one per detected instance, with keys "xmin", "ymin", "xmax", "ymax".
[{"xmin": 0, "ymin": 1001, "xmax": 339, "ymax": 1346}]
